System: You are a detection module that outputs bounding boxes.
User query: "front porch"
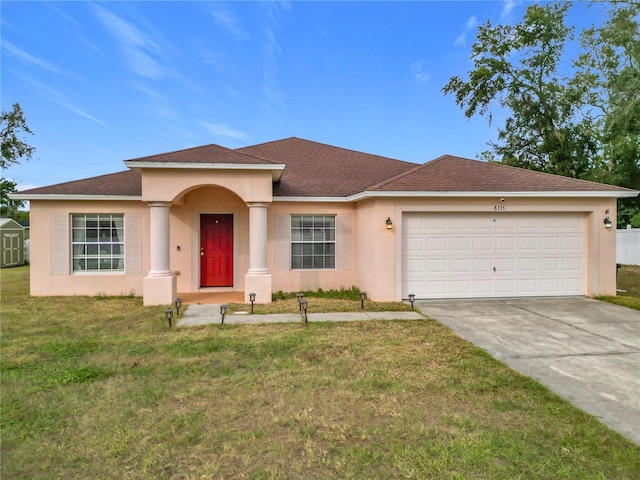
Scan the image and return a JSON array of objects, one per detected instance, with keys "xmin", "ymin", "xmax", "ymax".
[{"xmin": 177, "ymin": 291, "xmax": 245, "ymax": 305}]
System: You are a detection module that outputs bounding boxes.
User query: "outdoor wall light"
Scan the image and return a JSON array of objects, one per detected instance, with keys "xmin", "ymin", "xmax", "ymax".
[
  {"xmin": 360, "ymin": 291, "xmax": 367, "ymax": 309},
  {"xmin": 408, "ymin": 294, "xmax": 416, "ymax": 310},
  {"xmin": 604, "ymin": 216, "xmax": 613, "ymax": 229},
  {"xmin": 165, "ymin": 308, "xmax": 174, "ymax": 328},
  {"xmin": 220, "ymin": 304, "xmax": 227, "ymax": 324},
  {"xmin": 249, "ymin": 293, "xmax": 256, "ymax": 314},
  {"xmin": 300, "ymin": 299, "xmax": 308, "ymax": 323},
  {"xmin": 386, "ymin": 217, "xmax": 393, "ymax": 229},
  {"xmin": 296, "ymin": 292, "xmax": 304, "ymax": 311},
  {"xmin": 175, "ymin": 298, "xmax": 182, "ymax": 316}
]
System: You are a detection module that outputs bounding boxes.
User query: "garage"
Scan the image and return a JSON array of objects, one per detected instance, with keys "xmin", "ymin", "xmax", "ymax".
[{"xmin": 402, "ymin": 212, "xmax": 587, "ymax": 299}]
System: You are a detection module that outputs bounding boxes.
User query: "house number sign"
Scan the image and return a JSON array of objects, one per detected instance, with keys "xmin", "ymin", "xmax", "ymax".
[{"xmin": 493, "ymin": 205, "xmax": 506, "ymax": 211}]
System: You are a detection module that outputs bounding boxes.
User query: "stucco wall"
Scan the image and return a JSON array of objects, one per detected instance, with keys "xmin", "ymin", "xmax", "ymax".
[
  {"xmin": 29, "ymin": 200, "xmax": 149, "ymax": 297},
  {"xmin": 354, "ymin": 196, "xmax": 618, "ymax": 301}
]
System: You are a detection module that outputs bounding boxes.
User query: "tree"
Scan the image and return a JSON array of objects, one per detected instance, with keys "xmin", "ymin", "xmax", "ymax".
[
  {"xmin": 443, "ymin": 1, "xmax": 640, "ymax": 225},
  {"xmin": 1, "ymin": 102, "xmax": 35, "ymax": 216}
]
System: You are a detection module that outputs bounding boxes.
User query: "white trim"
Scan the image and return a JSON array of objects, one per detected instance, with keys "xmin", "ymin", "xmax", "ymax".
[
  {"xmin": 273, "ymin": 190, "xmax": 638, "ymax": 202},
  {"xmin": 13, "ymin": 189, "xmax": 637, "ymax": 203},
  {"xmin": 349, "ymin": 190, "xmax": 640, "ymax": 200},
  {"xmin": 124, "ymin": 162, "xmax": 286, "ymax": 180},
  {"xmin": 9, "ymin": 194, "xmax": 142, "ymax": 201}
]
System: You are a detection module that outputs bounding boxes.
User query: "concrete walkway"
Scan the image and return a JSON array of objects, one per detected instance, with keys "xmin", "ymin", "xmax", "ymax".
[
  {"xmin": 177, "ymin": 304, "xmax": 424, "ymax": 327},
  {"xmin": 416, "ymin": 298, "xmax": 640, "ymax": 445}
]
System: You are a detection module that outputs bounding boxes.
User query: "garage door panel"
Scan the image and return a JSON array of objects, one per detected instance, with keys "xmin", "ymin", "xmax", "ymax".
[{"xmin": 403, "ymin": 213, "xmax": 586, "ymax": 299}]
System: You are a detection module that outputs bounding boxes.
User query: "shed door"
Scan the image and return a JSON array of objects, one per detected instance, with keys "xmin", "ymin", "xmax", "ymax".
[
  {"xmin": 3, "ymin": 233, "xmax": 22, "ymax": 267},
  {"xmin": 200, "ymin": 214, "xmax": 233, "ymax": 287},
  {"xmin": 402, "ymin": 212, "xmax": 586, "ymax": 299}
]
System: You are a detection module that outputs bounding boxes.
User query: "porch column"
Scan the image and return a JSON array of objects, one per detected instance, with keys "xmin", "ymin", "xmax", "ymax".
[
  {"xmin": 143, "ymin": 201, "xmax": 176, "ymax": 306},
  {"xmin": 245, "ymin": 202, "xmax": 272, "ymax": 303}
]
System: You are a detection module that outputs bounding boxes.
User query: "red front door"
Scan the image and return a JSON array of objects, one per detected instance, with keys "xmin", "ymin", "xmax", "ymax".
[{"xmin": 200, "ymin": 214, "xmax": 233, "ymax": 287}]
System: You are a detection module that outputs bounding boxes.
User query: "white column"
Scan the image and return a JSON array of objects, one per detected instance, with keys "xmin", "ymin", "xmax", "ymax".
[
  {"xmin": 148, "ymin": 202, "xmax": 172, "ymax": 276},
  {"xmin": 143, "ymin": 201, "xmax": 176, "ymax": 306},
  {"xmin": 245, "ymin": 202, "xmax": 272, "ymax": 303},
  {"xmin": 247, "ymin": 202, "xmax": 269, "ymax": 274}
]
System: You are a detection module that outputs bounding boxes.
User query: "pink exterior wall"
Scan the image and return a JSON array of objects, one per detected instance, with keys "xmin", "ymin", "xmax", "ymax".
[
  {"xmin": 27, "ymin": 192, "xmax": 619, "ymax": 301},
  {"xmin": 354, "ymin": 196, "xmax": 619, "ymax": 301},
  {"xmin": 28, "ymin": 200, "xmax": 149, "ymax": 297}
]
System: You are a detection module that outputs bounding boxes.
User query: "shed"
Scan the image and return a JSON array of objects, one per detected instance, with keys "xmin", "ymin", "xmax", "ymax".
[{"xmin": 0, "ymin": 218, "xmax": 25, "ymax": 268}]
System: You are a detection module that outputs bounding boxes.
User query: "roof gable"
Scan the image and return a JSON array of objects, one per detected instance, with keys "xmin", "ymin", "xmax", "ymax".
[
  {"xmin": 238, "ymin": 137, "xmax": 416, "ymax": 197},
  {"xmin": 369, "ymin": 155, "xmax": 635, "ymax": 193},
  {"xmin": 125, "ymin": 143, "xmax": 276, "ymax": 165}
]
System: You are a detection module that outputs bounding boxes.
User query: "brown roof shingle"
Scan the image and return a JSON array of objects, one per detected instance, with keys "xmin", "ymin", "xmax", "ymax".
[
  {"xmin": 238, "ymin": 137, "xmax": 416, "ymax": 197},
  {"xmin": 125, "ymin": 143, "xmax": 276, "ymax": 165},
  {"xmin": 17, "ymin": 170, "xmax": 141, "ymax": 196},
  {"xmin": 369, "ymin": 155, "xmax": 635, "ymax": 193}
]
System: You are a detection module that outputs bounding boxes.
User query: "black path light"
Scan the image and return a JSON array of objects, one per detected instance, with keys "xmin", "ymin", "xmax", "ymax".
[
  {"xmin": 220, "ymin": 304, "xmax": 227, "ymax": 324},
  {"xmin": 408, "ymin": 294, "xmax": 416, "ymax": 310},
  {"xmin": 175, "ymin": 298, "xmax": 182, "ymax": 316},
  {"xmin": 300, "ymin": 299, "xmax": 308, "ymax": 323},
  {"xmin": 360, "ymin": 291, "xmax": 367, "ymax": 309},
  {"xmin": 296, "ymin": 292, "xmax": 304, "ymax": 311},
  {"xmin": 249, "ymin": 293, "xmax": 256, "ymax": 314},
  {"xmin": 165, "ymin": 308, "xmax": 173, "ymax": 327}
]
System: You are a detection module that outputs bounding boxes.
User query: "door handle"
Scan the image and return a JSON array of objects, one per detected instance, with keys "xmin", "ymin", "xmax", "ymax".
[{"xmin": 201, "ymin": 251, "xmax": 204, "ymax": 256}]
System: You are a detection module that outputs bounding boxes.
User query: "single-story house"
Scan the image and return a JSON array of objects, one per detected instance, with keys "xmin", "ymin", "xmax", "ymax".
[
  {"xmin": 0, "ymin": 217, "xmax": 26, "ymax": 268},
  {"xmin": 11, "ymin": 137, "xmax": 639, "ymax": 305}
]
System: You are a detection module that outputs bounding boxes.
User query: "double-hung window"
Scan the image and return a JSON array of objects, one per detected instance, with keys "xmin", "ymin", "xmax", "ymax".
[
  {"xmin": 291, "ymin": 215, "xmax": 336, "ymax": 269},
  {"xmin": 71, "ymin": 214, "xmax": 124, "ymax": 272}
]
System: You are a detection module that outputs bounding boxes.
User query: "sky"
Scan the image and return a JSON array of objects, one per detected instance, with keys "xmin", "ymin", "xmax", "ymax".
[{"xmin": 1, "ymin": 0, "xmax": 604, "ymax": 192}]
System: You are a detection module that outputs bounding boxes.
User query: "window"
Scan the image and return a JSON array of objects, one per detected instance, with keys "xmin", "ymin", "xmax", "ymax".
[
  {"xmin": 291, "ymin": 215, "xmax": 336, "ymax": 269},
  {"xmin": 71, "ymin": 214, "xmax": 124, "ymax": 272}
]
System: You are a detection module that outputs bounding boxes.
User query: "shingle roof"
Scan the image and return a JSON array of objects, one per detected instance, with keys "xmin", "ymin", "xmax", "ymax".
[
  {"xmin": 125, "ymin": 143, "xmax": 276, "ymax": 165},
  {"xmin": 16, "ymin": 170, "xmax": 141, "ymax": 196},
  {"xmin": 369, "ymin": 155, "xmax": 634, "ymax": 193},
  {"xmin": 238, "ymin": 137, "xmax": 416, "ymax": 197},
  {"xmin": 12, "ymin": 138, "xmax": 636, "ymax": 198}
]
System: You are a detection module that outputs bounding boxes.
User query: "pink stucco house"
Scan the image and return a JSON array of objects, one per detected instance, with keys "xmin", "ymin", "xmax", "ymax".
[{"xmin": 12, "ymin": 137, "xmax": 638, "ymax": 305}]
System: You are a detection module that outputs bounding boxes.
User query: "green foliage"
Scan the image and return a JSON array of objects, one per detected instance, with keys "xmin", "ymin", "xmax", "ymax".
[
  {"xmin": 443, "ymin": 2, "xmax": 640, "ymax": 222},
  {"xmin": 271, "ymin": 286, "xmax": 362, "ymax": 302}
]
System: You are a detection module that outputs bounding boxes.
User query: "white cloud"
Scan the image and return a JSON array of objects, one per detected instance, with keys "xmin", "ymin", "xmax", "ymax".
[
  {"xmin": 454, "ymin": 15, "xmax": 479, "ymax": 47},
  {"xmin": 93, "ymin": 5, "xmax": 163, "ymax": 80},
  {"xmin": 208, "ymin": 4, "xmax": 249, "ymax": 40},
  {"xmin": 2, "ymin": 40, "xmax": 71, "ymax": 77},
  {"xmin": 501, "ymin": 0, "xmax": 520, "ymax": 21},
  {"xmin": 201, "ymin": 123, "xmax": 248, "ymax": 141},
  {"xmin": 411, "ymin": 60, "xmax": 432, "ymax": 85},
  {"xmin": 466, "ymin": 15, "xmax": 478, "ymax": 29}
]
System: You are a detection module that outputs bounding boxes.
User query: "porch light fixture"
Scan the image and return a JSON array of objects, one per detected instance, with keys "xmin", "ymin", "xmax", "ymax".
[
  {"xmin": 603, "ymin": 216, "xmax": 613, "ymax": 229},
  {"xmin": 360, "ymin": 291, "xmax": 367, "ymax": 309},
  {"xmin": 408, "ymin": 294, "xmax": 416, "ymax": 310},
  {"xmin": 386, "ymin": 217, "xmax": 393, "ymax": 229},
  {"xmin": 249, "ymin": 293, "xmax": 256, "ymax": 314},
  {"xmin": 300, "ymin": 299, "xmax": 308, "ymax": 323},
  {"xmin": 296, "ymin": 292, "xmax": 304, "ymax": 311},
  {"xmin": 220, "ymin": 304, "xmax": 227, "ymax": 324},
  {"xmin": 175, "ymin": 298, "xmax": 182, "ymax": 316},
  {"xmin": 165, "ymin": 308, "xmax": 174, "ymax": 328}
]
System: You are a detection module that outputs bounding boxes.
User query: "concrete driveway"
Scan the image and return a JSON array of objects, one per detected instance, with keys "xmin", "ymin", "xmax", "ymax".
[{"xmin": 416, "ymin": 298, "xmax": 640, "ymax": 445}]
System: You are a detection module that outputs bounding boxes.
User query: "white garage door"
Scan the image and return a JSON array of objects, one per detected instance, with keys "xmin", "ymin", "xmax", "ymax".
[{"xmin": 402, "ymin": 212, "xmax": 586, "ymax": 299}]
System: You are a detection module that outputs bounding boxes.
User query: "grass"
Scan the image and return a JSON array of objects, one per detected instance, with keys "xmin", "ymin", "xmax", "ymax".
[
  {"xmin": 599, "ymin": 265, "xmax": 640, "ymax": 310},
  {"xmin": 228, "ymin": 287, "xmax": 413, "ymax": 315},
  {"xmin": 2, "ymin": 266, "xmax": 639, "ymax": 479}
]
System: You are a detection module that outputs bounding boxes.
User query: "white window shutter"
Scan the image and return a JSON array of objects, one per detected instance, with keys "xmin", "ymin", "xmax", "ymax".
[
  {"xmin": 125, "ymin": 214, "xmax": 142, "ymax": 274},
  {"xmin": 51, "ymin": 214, "xmax": 69, "ymax": 275},
  {"xmin": 337, "ymin": 214, "xmax": 352, "ymax": 270},
  {"xmin": 274, "ymin": 215, "xmax": 290, "ymax": 271}
]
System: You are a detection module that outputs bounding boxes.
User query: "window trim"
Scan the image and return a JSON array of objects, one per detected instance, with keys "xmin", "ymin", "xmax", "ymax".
[
  {"xmin": 290, "ymin": 214, "xmax": 336, "ymax": 270},
  {"xmin": 71, "ymin": 213, "xmax": 125, "ymax": 274}
]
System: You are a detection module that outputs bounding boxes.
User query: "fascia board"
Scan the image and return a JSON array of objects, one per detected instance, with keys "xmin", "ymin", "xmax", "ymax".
[
  {"xmin": 124, "ymin": 162, "xmax": 286, "ymax": 181},
  {"xmin": 9, "ymin": 194, "xmax": 143, "ymax": 201},
  {"xmin": 348, "ymin": 190, "xmax": 640, "ymax": 200}
]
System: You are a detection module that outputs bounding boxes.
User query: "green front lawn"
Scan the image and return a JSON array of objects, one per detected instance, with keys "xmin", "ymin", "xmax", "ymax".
[
  {"xmin": 2, "ymin": 266, "xmax": 639, "ymax": 479},
  {"xmin": 599, "ymin": 265, "xmax": 640, "ymax": 310}
]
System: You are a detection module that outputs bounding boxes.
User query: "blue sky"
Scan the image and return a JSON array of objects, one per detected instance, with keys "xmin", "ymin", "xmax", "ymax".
[{"xmin": 2, "ymin": 0, "xmax": 602, "ymax": 192}]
